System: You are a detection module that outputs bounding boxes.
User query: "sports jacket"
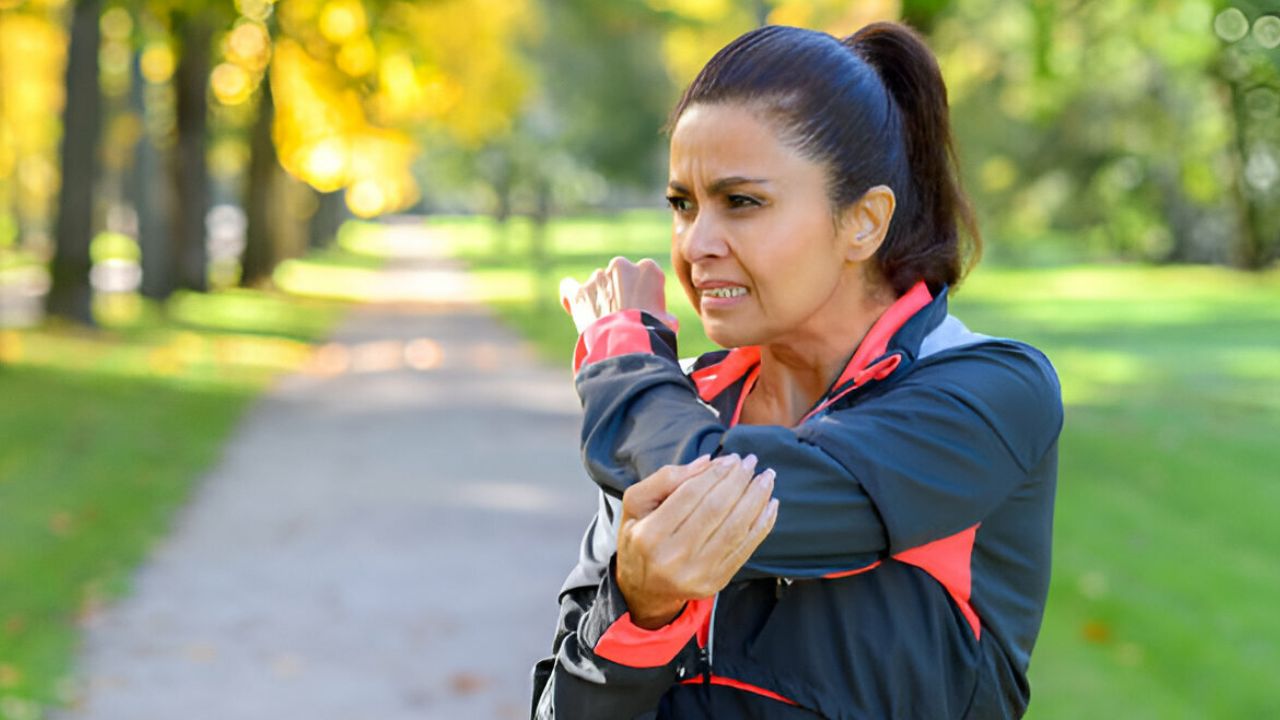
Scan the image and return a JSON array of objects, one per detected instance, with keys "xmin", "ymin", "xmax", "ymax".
[{"xmin": 532, "ymin": 281, "xmax": 1063, "ymax": 719}]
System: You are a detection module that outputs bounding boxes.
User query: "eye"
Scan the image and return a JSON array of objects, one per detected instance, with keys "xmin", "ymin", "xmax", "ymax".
[
  {"xmin": 666, "ymin": 195, "xmax": 693, "ymax": 213},
  {"xmin": 727, "ymin": 194, "xmax": 762, "ymax": 209}
]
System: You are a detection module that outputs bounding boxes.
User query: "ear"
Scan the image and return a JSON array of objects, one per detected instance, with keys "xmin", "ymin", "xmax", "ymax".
[{"xmin": 839, "ymin": 185, "xmax": 896, "ymax": 263}]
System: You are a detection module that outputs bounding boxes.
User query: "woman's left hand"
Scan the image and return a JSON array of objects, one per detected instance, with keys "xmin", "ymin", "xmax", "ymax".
[{"xmin": 559, "ymin": 257, "xmax": 677, "ymax": 334}]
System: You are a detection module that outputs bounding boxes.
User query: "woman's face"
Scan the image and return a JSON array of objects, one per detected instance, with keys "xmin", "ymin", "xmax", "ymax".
[{"xmin": 668, "ymin": 102, "xmax": 859, "ymax": 349}]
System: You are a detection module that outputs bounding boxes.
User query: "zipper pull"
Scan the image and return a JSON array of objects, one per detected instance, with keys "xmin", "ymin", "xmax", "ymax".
[
  {"xmin": 775, "ymin": 577, "xmax": 793, "ymax": 599},
  {"xmin": 698, "ymin": 646, "xmax": 711, "ymax": 684}
]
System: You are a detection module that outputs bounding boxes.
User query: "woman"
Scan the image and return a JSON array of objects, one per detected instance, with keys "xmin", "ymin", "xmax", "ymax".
[{"xmin": 534, "ymin": 22, "xmax": 1062, "ymax": 720}]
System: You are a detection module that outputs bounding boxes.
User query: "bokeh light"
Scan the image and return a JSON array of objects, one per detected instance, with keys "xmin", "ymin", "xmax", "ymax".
[
  {"xmin": 301, "ymin": 137, "xmax": 350, "ymax": 192},
  {"xmin": 140, "ymin": 43, "xmax": 176, "ymax": 84},
  {"xmin": 211, "ymin": 63, "xmax": 255, "ymax": 106},
  {"xmin": 226, "ymin": 20, "xmax": 271, "ymax": 71},
  {"xmin": 1214, "ymin": 7, "xmax": 1249, "ymax": 42},
  {"xmin": 1253, "ymin": 15, "xmax": 1280, "ymax": 49},
  {"xmin": 319, "ymin": 0, "xmax": 367, "ymax": 44}
]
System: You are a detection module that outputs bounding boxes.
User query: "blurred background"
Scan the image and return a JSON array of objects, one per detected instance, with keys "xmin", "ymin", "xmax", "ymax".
[{"xmin": 1, "ymin": 0, "xmax": 1278, "ymax": 718}]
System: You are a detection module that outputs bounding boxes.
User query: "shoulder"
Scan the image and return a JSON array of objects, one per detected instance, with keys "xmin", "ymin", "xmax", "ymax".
[
  {"xmin": 905, "ymin": 339, "xmax": 1063, "ymax": 464},
  {"xmin": 808, "ymin": 338, "xmax": 1062, "ymax": 473}
]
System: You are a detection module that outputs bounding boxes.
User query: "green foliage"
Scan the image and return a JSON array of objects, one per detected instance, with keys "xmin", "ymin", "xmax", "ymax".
[
  {"xmin": 936, "ymin": 0, "xmax": 1280, "ymax": 267},
  {"xmin": 440, "ymin": 212, "xmax": 1280, "ymax": 718}
]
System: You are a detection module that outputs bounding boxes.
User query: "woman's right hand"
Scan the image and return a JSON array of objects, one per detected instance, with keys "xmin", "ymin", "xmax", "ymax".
[{"xmin": 615, "ymin": 454, "xmax": 779, "ymax": 629}]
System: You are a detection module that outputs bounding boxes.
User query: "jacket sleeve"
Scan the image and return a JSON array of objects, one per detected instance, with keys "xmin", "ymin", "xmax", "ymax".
[
  {"xmin": 533, "ymin": 496, "xmax": 709, "ymax": 719},
  {"xmin": 573, "ymin": 310, "xmax": 1063, "ymax": 579}
]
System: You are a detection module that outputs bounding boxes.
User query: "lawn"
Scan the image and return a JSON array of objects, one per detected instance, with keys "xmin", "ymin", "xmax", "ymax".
[
  {"xmin": 435, "ymin": 211, "xmax": 1280, "ymax": 719},
  {"xmin": 0, "ymin": 247, "xmax": 361, "ymax": 716}
]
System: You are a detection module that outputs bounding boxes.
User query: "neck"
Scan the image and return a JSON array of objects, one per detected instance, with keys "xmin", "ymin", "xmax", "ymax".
[{"xmin": 741, "ymin": 286, "xmax": 896, "ymax": 427}]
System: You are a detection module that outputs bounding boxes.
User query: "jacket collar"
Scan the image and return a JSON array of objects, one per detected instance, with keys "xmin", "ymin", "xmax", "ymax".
[{"xmin": 693, "ymin": 280, "xmax": 949, "ymax": 421}]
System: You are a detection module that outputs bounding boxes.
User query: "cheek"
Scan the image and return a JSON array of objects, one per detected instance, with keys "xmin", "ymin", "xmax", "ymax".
[
  {"xmin": 671, "ymin": 241, "xmax": 698, "ymax": 304},
  {"xmin": 755, "ymin": 226, "xmax": 842, "ymax": 309}
]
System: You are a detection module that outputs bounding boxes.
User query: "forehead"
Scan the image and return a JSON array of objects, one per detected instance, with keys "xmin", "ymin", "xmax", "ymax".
[{"xmin": 669, "ymin": 103, "xmax": 814, "ymax": 182}]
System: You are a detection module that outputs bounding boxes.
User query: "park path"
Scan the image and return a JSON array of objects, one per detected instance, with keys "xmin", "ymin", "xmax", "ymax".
[{"xmin": 53, "ymin": 230, "xmax": 598, "ymax": 720}]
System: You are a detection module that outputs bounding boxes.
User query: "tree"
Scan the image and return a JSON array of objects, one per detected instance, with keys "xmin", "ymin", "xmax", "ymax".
[
  {"xmin": 47, "ymin": 0, "xmax": 104, "ymax": 324},
  {"xmin": 170, "ymin": 6, "xmax": 214, "ymax": 291}
]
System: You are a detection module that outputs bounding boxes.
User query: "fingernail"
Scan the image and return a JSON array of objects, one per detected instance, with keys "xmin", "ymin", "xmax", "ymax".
[
  {"xmin": 715, "ymin": 454, "xmax": 739, "ymax": 469},
  {"xmin": 758, "ymin": 468, "xmax": 775, "ymax": 490},
  {"xmin": 769, "ymin": 498, "xmax": 780, "ymax": 516},
  {"xmin": 693, "ymin": 454, "xmax": 711, "ymax": 465},
  {"xmin": 742, "ymin": 454, "xmax": 758, "ymax": 472}
]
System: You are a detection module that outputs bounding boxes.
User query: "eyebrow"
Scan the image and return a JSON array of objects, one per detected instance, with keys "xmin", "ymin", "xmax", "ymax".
[{"xmin": 668, "ymin": 176, "xmax": 771, "ymax": 194}]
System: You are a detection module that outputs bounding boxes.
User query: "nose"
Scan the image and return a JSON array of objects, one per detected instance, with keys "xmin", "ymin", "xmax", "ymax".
[{"xmin": 678, "ymin": 210, "xmax": 730, "ymax": 264}]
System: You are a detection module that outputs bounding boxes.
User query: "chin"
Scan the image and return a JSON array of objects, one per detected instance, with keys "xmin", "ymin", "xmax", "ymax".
[{"xmin": 701, "ymin": 318, "xmax": 757, "ymax": 349}]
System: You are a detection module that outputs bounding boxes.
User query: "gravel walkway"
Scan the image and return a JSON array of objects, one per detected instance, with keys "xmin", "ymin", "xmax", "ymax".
[{"xmin": 54, "ymin": 251, "xmax": 597, "ymax": 720}]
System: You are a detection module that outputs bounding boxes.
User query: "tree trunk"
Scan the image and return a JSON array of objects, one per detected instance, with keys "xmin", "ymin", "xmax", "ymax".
[
  {"xmin": 240, "ymin": 74, "xmax": 277, "ymax": 287},
  {"xmin": 130, "ymin": 45, "xmax": 178, "ymax": 300},
  {"xmin": 172, "ymin": 10, "xmax": 211, "ymax": 292},
  {"xmin": 47, "ymin": 0, "xmax": 103, "ymax": 324},
  {"xmin": 491, "ymin": 166, "xmax": 512, "ymax": 256},
  {"xmin": 309, "ymin": 188, "xmax": 346, "ymax": 250},
  {"xmin": 1224, "ymin": 78, "xmax": 1267, "ymax": 269},
  {"xmin": 530, "ymin": 179, "xmax": 553, "ymax": 311}
]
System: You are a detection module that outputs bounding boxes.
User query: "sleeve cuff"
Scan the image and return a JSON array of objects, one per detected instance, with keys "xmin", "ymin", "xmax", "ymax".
[
  {"xmin": 581, "ymin": 560, "xmax": 712, "ymax": 669},
  {"xmin": 573, "ymin": 310, "xmax": 679, "ymax": 374},
  {"xmin": 593, "ymin": 599, "xmax": 713, "ymax": 669}
]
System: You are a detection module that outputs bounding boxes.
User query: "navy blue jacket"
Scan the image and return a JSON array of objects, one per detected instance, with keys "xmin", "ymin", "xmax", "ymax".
[{"xmin": 533, "ymin": 282, "xmax": 1063, "ymax": 719}]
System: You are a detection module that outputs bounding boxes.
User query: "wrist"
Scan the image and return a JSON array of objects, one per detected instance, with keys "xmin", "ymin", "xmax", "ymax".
[
  {"xmin": 629, "ymin": 599, "xmax": 686, "ymax": 630},
  {"xmin": 617, "ymin": 571, "xmax": 686, "ymax": 629}
]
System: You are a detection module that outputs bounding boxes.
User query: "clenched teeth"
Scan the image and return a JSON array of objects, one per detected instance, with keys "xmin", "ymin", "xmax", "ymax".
[{"xmin": 702, "ymin": 287, "xmax": 748, "ymax": 298}]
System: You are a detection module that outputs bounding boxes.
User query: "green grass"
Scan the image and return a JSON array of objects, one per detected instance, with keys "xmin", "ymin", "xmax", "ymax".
[
  {"xmin": 435, "ymin": 211, "xmax": 1280, "ymax": 718},
  {"xmin": 0, "ymin": 253, "xmax": 358, "ymax": 715}
]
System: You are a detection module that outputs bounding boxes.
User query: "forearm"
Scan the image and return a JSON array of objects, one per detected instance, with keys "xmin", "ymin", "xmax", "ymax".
[
  {"xmin": 577, "ymin": 350, "xmax": 887, "ymax": 577},
  {"xmin": 536, "ymin": 565, "xmax": 702, "ymax": 719}
]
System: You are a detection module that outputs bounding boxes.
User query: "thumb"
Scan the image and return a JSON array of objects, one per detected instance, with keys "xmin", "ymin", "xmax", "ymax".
[{"xmin": 559, "ymin": 277, "xmax": 580, "ymax": 315}]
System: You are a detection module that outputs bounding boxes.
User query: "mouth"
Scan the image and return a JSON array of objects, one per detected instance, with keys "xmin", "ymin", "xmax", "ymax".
[{"xmin": 700, "ymin": 286, "xmax": 749, "ymax": 299}]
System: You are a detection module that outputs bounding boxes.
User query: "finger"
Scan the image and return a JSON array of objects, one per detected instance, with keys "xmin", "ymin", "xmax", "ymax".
[
  {"xmin": 586, "ymin": 269, "xmax": 606, "ymax": 316},
  {"xmin": 559, "ymin": 277, "xmax": 580, "ymax": 314},
  {"xmin": 672, "ymin": 454, "xmax": 759, "ymax": 551},
  {"xmin": 719, "ymin": 467, "xmax": 776, "ymax": 544},
  {"xmin": 700, "ymin": 467, "xmax": 774, "ymax": 569},
  {"xmin": 710, "ymin": 497, "xmax": 780, "ymax": 583},
  {"xmin": 640, "ymin": 454, "xmax": 741, "ymax": 538},
  {"xmin": 622, "ymin": 455, "xmax": 713, "ymax": 519}
]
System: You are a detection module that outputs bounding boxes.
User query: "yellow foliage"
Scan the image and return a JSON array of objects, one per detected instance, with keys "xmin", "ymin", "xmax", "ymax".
[
  {"xmin": 375, "ymin": 0, "xmax": 535, "ymax": 145},
  {"xmin": 271, "ymin": 39, "xmax": 418, "ymax": 216},
  {"xmin": 319, "ymin": 0, "xmax": 368, "ymax": 44},
  {"xmin": 767, "ymin": 0, "xmax": 900, "ymax": 33},
  {"xmin": 0, "ymin": 10, "xmax": 65, "ymax": 210},
  {"xmin": 336, "ymin": 35, "xmax": 376, "ymax": 77},
  {"xmin": 656, "ymin": 0, "xmax": 901, "ymax": 87}
]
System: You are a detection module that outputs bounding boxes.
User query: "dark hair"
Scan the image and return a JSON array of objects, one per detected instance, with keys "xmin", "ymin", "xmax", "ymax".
[{"xmin": 668, "ymin": 23, "xmax": 981, "ymax": 295}]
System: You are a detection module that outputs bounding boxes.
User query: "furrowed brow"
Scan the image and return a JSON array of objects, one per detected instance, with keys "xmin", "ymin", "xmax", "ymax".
[{"xmin": 667, "ymin": 177, "xmax": 769, "ymax": 195}]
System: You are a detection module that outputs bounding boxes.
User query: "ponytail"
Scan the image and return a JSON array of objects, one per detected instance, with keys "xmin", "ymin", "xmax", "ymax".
[
  {"xmin": 670, "ymin": 22, "xmax": 981, "ymax": 295},
  {"xmin": 845, "ymin": 22, "xmax": 981, "ymax": 293}
]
